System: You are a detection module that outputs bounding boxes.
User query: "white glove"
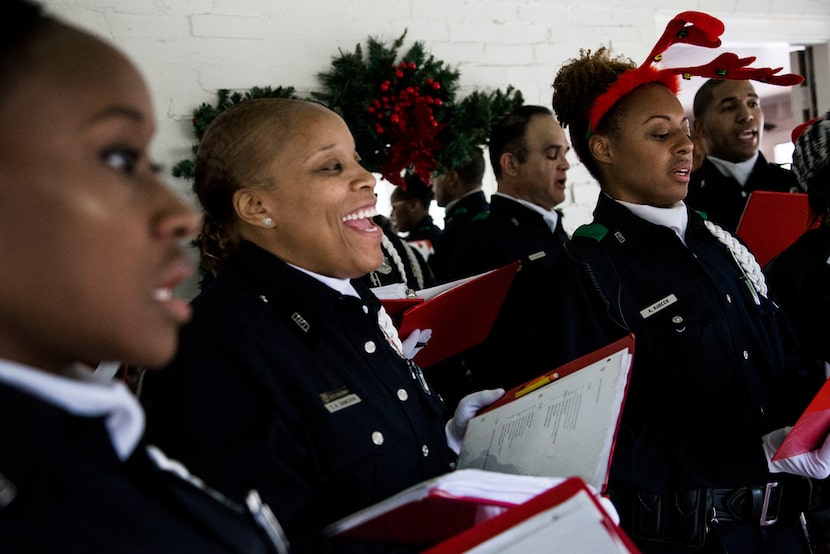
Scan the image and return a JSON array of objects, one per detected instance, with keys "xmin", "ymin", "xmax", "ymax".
[
  {"xmin": 445, "ymin": 388, "xmax": 505, "ymax": 454},
  {"xmin": 401, "ymin": 328, "xmax": 432, "ymax": 360},
  {"xmin": 762, "ymin": 426, "xmax": 830, "ymax": 479}
]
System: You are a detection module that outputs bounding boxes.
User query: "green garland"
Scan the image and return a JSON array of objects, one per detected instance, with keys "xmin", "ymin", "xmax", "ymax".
[
  {"xmin": 172, "ymin": 32, "xmax": 523, "ymax": 184},
  {"xmin": 172, "ymin": 86, "xmax": 297, "ymax": 180}
]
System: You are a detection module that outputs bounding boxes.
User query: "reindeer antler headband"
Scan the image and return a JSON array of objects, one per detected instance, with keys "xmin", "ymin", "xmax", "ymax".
[{"xmin": 588, "ymin": 11, "xmax": 804, "ymax": 133}]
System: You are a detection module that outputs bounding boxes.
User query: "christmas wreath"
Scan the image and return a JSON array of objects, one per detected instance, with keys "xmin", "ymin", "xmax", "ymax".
[
  {"xmin": 314, "ymin": 30, "xmax": 523, "ymax": 188},
  {"xmin": 172, "ymin": 32, "xmax": 523, "ymax": 189}
]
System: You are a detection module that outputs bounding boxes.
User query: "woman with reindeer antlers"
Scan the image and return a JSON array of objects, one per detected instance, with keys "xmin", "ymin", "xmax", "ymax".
[{"xmin": 550, "ymin": 11, "xmax": 827, "ymax": 553}]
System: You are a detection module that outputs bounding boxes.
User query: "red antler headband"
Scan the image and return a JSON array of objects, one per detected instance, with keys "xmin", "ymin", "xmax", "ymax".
[{"xmin": 587, "ymin": 11, "xmax": 805, "ymax": 133}]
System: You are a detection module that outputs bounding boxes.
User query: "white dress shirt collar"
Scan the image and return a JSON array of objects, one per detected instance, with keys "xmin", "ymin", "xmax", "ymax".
[{"xmin": 0, "ymin": 358, "xmax": 144, "ymax": 460}]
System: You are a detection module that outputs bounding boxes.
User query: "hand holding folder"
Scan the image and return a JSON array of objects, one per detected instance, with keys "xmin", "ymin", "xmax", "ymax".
[
  {"xmin": 763, "ymin": 376, "xmax": 830, "ymax": 481},
  {"xmin": 373, "ymin": 261, "xmax": 521, "ymax": 368},
  {"xmin": 457, "ymin": 334, "xmax": 635, "ymax": 492}
]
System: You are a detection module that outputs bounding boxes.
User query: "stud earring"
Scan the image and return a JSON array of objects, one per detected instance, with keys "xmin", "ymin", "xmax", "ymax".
[{"xmin": 262, "ymin": 217, "xmax": 273, "ymax": 227}]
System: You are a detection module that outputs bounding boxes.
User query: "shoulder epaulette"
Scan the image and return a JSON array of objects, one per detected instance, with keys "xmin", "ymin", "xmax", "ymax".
[{"xmin": 572, "ymin": 223, "xmax": 609, "ymax": 242}]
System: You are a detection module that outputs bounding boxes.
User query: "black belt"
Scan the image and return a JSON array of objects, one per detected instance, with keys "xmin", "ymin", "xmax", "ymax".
[
  {"xmin": 711, "ymin": 482, "xmax": 788, "ymax": 526},
  {"xmin": 710, "ymin": 476, "xmax": 817, "ymax": 527}
]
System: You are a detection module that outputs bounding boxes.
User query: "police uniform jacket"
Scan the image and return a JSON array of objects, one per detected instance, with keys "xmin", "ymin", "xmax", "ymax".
[
  {"xmin": 0, "ymin": 382, "xmax": 280, "ymax": 554},
  {"xmin": 444, "ymin": 195, "xmax": 569, "ymax": 394},
  {"xmin": 765, "ymin": 223, "xmax": 830, "ymax": 382},
  {"xmin": 555, "ymin": 193, "xmax": 823, "ymax": 551},
  {"xmin": 142, "ymin": 241, "xmax": 453, "ymax": 552},
  {"xmin": 560, "ymin": 193, "xmax": 812, "ymax": 492},
  {"xmin": 686, "ymin": 153, "xmax": 799, "ymax": 232},
  {"xmin": 430, "ymin": 190, "xmax": 489, "ymax": 284}
]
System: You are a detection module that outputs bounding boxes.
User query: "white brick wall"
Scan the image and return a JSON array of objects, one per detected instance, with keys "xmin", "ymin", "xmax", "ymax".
[{"xmin": 41, "ymin": 0, "xmax": 830, "ymax": 239}]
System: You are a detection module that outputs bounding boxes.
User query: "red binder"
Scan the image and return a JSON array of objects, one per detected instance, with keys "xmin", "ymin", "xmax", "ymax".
[
  {"xmin": 385, "ymin": 260, "xmax": 521, "ymax": 368},
  {"xmin": 773, "ymin": 377, "xmax": 830, "ymax": 461},
  {"xmin": 424, "ymin": 477, "xmax": 640, "ymax": 554},
  {"xmin": 735, "ymin": 191, "xmax": 812, "ymax": 267},
  {"xmin": 457, "ymin": 334, "xmax": 635, "ymax": 494},
  {"xmin": 322, "ymin": 469, "xmax": 565, "ymax": 545}
]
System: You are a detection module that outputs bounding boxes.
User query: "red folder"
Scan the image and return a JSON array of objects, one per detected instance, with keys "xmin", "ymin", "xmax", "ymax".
[
  {"xmin": 389, "ymin": 260, "xmax": 521, "ymax": 368},
  {"xmin": 481, "ymin": 333, "xmax": 636, "ymax": 414},
  {"xmin": 459, "ymin": 334, "xmax": 635, "ymax": 494},
  {"xmin": 773, "ymin": 377, "xmax": 830, "ymax": 461},
  {"xmin": 322, "ymin": 469, "xmax": 564, "ymax": 545},
  {"xmin": 424, "ymin": 477, "xmax": 640, "ymax": 554},
  {"xmin": 735, "ymin": 191, "xmax": 813, "ymax": 267}
]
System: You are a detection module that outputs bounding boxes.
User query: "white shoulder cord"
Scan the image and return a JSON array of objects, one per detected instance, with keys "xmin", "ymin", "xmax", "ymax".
[
  {"xmin": 703, "ymin": 219, "xmax": 768, "ymax": 302},
  {"xmin": 381, "ymin": 233, "xmax": 410, "ymax": 288},
  {"xmin": 400, "ymin": 241, "xmax": 426, "ymax": 290},
  {"xmin": 380, "ymin": 233, "xmax": 425, "ymax": 291}
]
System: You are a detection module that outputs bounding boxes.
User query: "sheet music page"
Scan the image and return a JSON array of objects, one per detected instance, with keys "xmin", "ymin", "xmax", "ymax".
[
  {"xmin": 463, "ymin": 489, "xmax": 633, "ymax": 554},
  {"xmin": 457, "ymin": 350, "xmax": 632, "ymax": 490}
]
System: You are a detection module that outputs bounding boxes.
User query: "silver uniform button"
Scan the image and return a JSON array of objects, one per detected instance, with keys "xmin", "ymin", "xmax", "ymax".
[
  {"xmin": 422, "ymin": 444, "xmax": 430, "ymax": 457},
  {"xmin": 397, "ymin": 388, "xmax": 409, "ymax": 401},
  {"xmin": 362, "ymin": 305, "xmax": 369, "ymax": 314},
  {"xmin": 743, "ymin": 350, "xmax": 750, "ymax": 360},
  {"xmin": 726, "ymin": 294, "xmax": 732, "ymax": 303},
  {"xmin": 372, "ymin": 431, "xmax": 384, "ymax": 445},
  {"xmin": 671, "ymin": 316, "xmax": 684, "ymax": 324},
  {"xmin": 259, "ymin": 295, "xmax": 269, "ymax": 303},
  {"xmin": 364, "ymin": 340, "xmax": 377, "ymax": 354}
]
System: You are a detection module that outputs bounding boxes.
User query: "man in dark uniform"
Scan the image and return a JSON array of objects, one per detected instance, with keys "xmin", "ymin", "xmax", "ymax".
[
  {"xmin": 445, "ymin": 105, "xmax": 571, "ymax": 397},
  {"xmin": 390, "ymin": 173, "xmax": 444, "ymax": 264},
  {"xmin": 429, "ymin": 147, "xmax": 490, "ymax": 284},
  {"xmin": 686, "ymin": 79, "xmax": 799, "ymax": 232}
]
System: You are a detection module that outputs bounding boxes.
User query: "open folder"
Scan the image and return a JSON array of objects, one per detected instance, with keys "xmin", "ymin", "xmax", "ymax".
[
  {"xmin": 773, "ymin": 376, "xmax": 830, "ymax": 461},
  {"xmin": 372, "ymin": 261, "xmax": 521, "ymax": 368},
  {"xmin": 424, "ymin": 477, "xmax": 639, "ymax": 554},
  {"xmin": 457, "ymin": 334, "xmax": 635, "ymax": 492},
  {"xmin": 322, "ymin": 469, "xmax": 565, "ymax": 545},
  {"xmin": 735, "ymin": 191, "xmax": 812, "ymax": 267}
]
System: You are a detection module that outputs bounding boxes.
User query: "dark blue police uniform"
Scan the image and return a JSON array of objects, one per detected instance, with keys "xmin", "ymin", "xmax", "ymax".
[
  {"xmin": 0, "ymin": 382, "xmax": 281, "ymax": 554},
  {"xmin": 444, "ymin": 194, "xmax": 569, "ymax": 397},
  {"xmin": 556, "ymin": 193, "xmax": 818, "ymax": 553},
  {"xmin": 430, "ymin": 190, "xmax": 490, "ymax": 284},
  {"xmin": 686, "ymin": 154, "xmax": 800, "ymax": 232},
  {"xmin": 142, "ymin": 242, "xmax": 453, "ymax": 553}
]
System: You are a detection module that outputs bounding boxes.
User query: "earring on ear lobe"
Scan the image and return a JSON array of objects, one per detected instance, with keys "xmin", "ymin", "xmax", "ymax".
[{"xmin": 262, "ymin": 217, "xmax": 273, "ymax": 227}]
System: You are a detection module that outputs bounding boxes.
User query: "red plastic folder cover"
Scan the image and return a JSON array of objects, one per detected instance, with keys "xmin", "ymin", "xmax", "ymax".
[
  {"xmin": 773, "ymin": 377, "xmax": 830, "ymax": 461},
  {"xmin": 458, "ymin": 334, "xmax": 635, "ymax": 493},
  {"xmin": 322, "ymin": 469, "xmax": 565, "ymax": 545},
  {"xmin": 735, "ymin": 191, "xmax": 812, "ymax": 267},
  {"xmin": 424, "ymin": 477, "xmax": 640, "ymax": 554},
  {"xmin": 388, "ymin": 260, "xmax": 521, "ymax": 368}
]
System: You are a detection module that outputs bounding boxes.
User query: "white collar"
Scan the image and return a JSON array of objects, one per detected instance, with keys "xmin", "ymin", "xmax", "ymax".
[
  {"xmin": 0, "ymin": 358, "xmax": 144, "ymax": 460},
  {"xmin": 707, "ymin": 152, "xmax": 759, "ymax": 187},
  {"xmin": 616, "ymin": 197, "xmax": 689, "ymax": 244},
  {"xmin": 494, "ymin": 192, "xmax": 560, "ymax": 233},
  {"xmin": 288, "ymin": 263, "xmax": 360, "ymax": 298}
]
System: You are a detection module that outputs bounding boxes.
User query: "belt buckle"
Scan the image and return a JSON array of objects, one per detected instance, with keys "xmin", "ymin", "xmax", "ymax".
[{"xmin": 759, "ymin": 481, "xmax": 780, "ymax": 526}]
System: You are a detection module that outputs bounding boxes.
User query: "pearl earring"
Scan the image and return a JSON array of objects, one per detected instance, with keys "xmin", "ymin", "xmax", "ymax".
[{"xmin": 262, "ymin": 217, "xmax": 273, "ymax": 227}]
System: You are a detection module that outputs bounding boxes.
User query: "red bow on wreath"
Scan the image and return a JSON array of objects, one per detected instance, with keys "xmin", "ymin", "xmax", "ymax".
[{"xmin": 368, "ymin": 63, "xmax": 445, "ymax": 189}]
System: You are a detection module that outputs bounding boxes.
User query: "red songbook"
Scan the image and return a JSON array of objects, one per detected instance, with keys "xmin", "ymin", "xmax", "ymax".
[
  {"xmin": 424, "ymin": 477, "xmax": 640, "ymax": 554},
  {"xmin": 458, "ymin": 334, "xmax": 635, "ymax": 493},
  {"xmin": 322, "ymin": 469, "xmax": 566, "ymax": 545},
  {"xmin": 378, "ymin": 261, "xmax": 521, "ymax": 368},
  {"xmin": 736, "ymin": 191, "xmax": 813, "ymax": 267},
  {"xmin": 773, "ymin": 377, "xmax": 830, "ymax": 461}
]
